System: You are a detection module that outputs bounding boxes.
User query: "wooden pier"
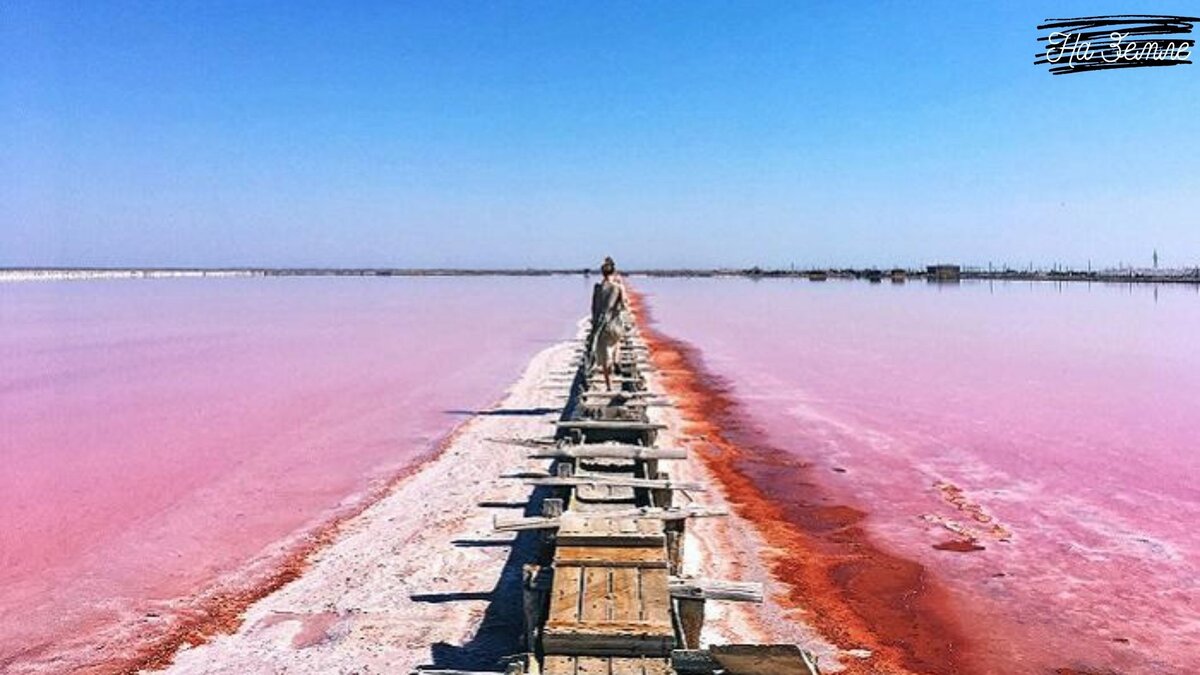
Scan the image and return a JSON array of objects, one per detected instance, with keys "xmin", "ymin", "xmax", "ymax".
[{"xmin": 422, "ymin": 304, "xmax": 821, "ymax": 675}]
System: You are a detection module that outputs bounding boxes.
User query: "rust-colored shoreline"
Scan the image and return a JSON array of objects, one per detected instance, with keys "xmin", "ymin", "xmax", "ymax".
[
  {"xmin": 93, "ymin": 421, "xmax": 475, "ymax": 674},
  {"xmin": 628, "ymin": 288, "xmax": 977, "ymax": 675}
]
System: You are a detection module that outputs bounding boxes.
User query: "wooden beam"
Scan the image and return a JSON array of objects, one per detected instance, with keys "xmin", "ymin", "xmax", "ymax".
[
  {"xmin": 494, "ymin": 506, "xmax": 728, "ymax": 532},
  {"xmin": 577, "ymin": 390, "xmax": 657, "ymax": 399},
  {"xmin": 665, "ymin": 526, "xmax": 684, "ymax": 576},
  {"xmin": 676, "ymin": 597, "xmax": 705, "ymax": 650},
  {"xmin": 500, "ymin": 468, "xmax": 552, "ymax": 479},
  {"xmin": 671, "ymin": 649, "xmax": 720, "ymax": 674},
  {"xmin": 669, "ymin": 578, "xmax": 764, "ymax": 603},
  {"xmin": 495, "ymin": 514, "xmax": 562, "ymax": 532},
  {"xmin": 709, "ymin": 644, "xmax": 822, "ymax": 675},
  {"xmin": 556, "ymin": 420, "xmax": 666, "ymax": 431},
  {"xmin": 541, "ymin": 498, "xmax": 564, "ymax": 518},
  {"xmin": 419, "ymin": 669, "xmax": 527, "ymax": 675},
  {"xmin": 527, "ymin": 446, "xmax": 686, "ymax": 461},
  {"xmin": 524, "ymin": 476, "xmax": 705, "ymax": 492}
]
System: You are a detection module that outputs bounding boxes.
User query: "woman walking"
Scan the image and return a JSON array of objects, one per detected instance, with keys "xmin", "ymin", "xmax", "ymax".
[{"xmin": 590, "ymin": 256, "xmax": 627, "ymax": 391}]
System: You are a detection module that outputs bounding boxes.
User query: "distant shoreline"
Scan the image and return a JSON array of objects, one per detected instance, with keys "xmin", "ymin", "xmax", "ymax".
[{"xmin": 3, "ymin": 266, "xmax": 1200, "ymax": 284}]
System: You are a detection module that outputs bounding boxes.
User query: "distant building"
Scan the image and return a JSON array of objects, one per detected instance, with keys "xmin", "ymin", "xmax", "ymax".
[{"xmin": 926, "ymin": 264, "xmax": 961, "ymax": 280}]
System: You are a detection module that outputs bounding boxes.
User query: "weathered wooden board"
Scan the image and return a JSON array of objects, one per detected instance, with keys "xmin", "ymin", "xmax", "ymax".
[
  {"xmin": 543, "ymin": 656, "xmax": 674, "ymax": 675},
  {"xmin": 548, "ymin": 565, "xmax": 584, "ymax": 628},
  {"xmin": 709, "ymin": 644, "xmax": 821, "ymax": 675},
  {"xmin": 496, "ymin": 506, "xmax": 726, "ymax": 533},
  {"xmin": 556, "ymin": 420, "xmax": 666, "ymax": 432},
  {"xmin": 574, "ymin": 480, "xmax": 638, "ymax": 503},
  {"xmin": 542, "ymin": 619, "xmax": 675, "ymax": 657},
  {"xmin": 556, "ymin": 516, "xmax": 665, "ymax": 546},
  {"xmin": 528, "ymin": 445, "xmax": 685, "ymax": 461},
  {"xmin": 527, "ymin": 476, "xmax": 704, "ymax": 492},
  {"xmin": 578, "ymin": 386, "xmax": 657, "ymax": 396},
  {"xmin": 668, "ymin": 578, "xmax": 764, "ymax": 603},
  {"xmin": 555, "ymin": 544, "xmax": 668, "ymax": 569},
  {"xmin": 543, "ymin": 565, "xmax": 675, "ymax": 656},
  {"xmin": 639, "ymin": 567, "xmax": 671, "ymax": 628}
]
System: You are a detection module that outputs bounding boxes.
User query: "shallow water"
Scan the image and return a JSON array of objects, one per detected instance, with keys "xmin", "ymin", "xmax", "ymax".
[
  {"xmin": 638, "ymin": 277, "xmax": 1200, "ymax": 674},
  {"xmin": 0, "ymin": 276, "xmax": 586, "ymax": 669}
]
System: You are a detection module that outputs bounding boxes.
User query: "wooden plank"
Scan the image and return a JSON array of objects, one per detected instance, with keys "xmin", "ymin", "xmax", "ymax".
[
  {"xmin": 576, "ymin": 481, "xmax": 637, "ymax": 503},
  {"xmin": 575, "ymin": 657, "xmax": 608, "ymax": 675},
  {"xmin": 542, "ymin": 655, "xmax": 577, "ymax": 675},
  {"xmin": 610, "ymin": 567, "xmax": 640, "ymax": 622},
  {"xmin": 558, "ymin": 514, "xmax": 662, "ymax": 538},
  {"xmin": 609, "ymin": 658, "xmax": 641, "ymax": 675},
  {"xmin": 526, "ymin": 476, "xmax": 705, "ymax": 492},
  {"xmin": 709, "ymin": 644, "xmax": 822, "ymax": 675},
  {"xmin": 668, "ymin": 578, "xmax": 764, "ymax": 603},
  {"xmin": 671, "ymin": 649, "xmax": 720, "ymax": 674},
  {"xmin": 577, "ymin": 457, "xmax": 637, "ymax": 472},
  {"xmin": 497, "ymin": 506, "xmax": 726, "ymax": 533},
  {"xmin": 541, "ymin": 620, "xmax": 674, "ymax": 657},
  {"xmin": 639, "ymin": 568, "xmax": 672, "ymax": 626},
  {"xmin": 582, "ymin": 374, "xmax": 644, "ymax": 384},
  {"xmin": 581, "ymin": 567, "xmax": 610, "ymax": 623},
  {"xmin": 495, "ymin": 514, "xmax": 561, "ymax": 532},
  {"xmin": 676, "ymin": 598, "xmax": 705, "ymax": 650},
  {"xmin": 578, "ymin": 390, "xmax": 656, "ymax": 399},
  {"xmin": 548, "ymin": 566, "xmax": 584, "ymax": 625},
  {"xmin": 557, "ymin": 531, "xmax": 666, "ymax": 547},
  {"xmin": 501, "ymin": 468, "xmax": 553, "ymax": 479},
  {"xmin": 637, "ymin": 658, "xmax": 674, "ymax": 675},
  {"xmin": 555, "ymin": 545, "xmax": 668, "ymax": 569},
  {"xmin": 528, "ymin": 446, "xmax": 686, "ymax": 461},
  {"xmin": 556, "ymin": 420, "xmax": 665, "ymax": 432}
]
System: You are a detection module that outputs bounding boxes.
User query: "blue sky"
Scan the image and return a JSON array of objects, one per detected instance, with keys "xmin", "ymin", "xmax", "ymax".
[{"xmin": 2, "ymin": 1, "xmax": 1198, "ymax": 269}]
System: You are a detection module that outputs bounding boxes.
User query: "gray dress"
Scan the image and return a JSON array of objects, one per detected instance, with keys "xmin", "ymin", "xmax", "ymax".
[{"xmin": 590, "ymin": 280, "xmax": 625, "ymax": 367}]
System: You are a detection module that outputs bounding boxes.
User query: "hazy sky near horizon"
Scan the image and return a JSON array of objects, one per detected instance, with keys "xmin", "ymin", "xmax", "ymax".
[{"xmin": 3, "ymin": 1, "xmax": 1198, "ymax": 269}]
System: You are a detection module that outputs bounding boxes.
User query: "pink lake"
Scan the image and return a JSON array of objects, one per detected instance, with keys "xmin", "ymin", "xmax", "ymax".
[
  {"xmin": 0, "ymin": 276, "xmax": 584, "ymax": 671},
  {"xmin": 638, "ymin": 277, "xmax": 1200, "ymax": 675}
]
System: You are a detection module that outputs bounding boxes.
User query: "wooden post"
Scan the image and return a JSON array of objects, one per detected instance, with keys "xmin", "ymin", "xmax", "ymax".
[
  {"xmin": 556, "ymin": 461, "xmax": 575, "ymax": 478},
  {"xmin": 541, "ymin": 498, "xmax": 563, "ymax": 518},
  {"xmin": 677, "ymin": 597, "xmax": 706, "ymax": 649},
  {"xmin": 540, "ymin": 497, "xmax": 563, "ymax": 548},
  {"xmin": 645, "ymin": 458, "xmax": 660, "ymax": 480},
  {"xmin": 666, "ymin": 525, "xmax": 684, "ymax": 576},
  {"xmin": 522, "ymin": 564, "xmax": 543, "ymax": 651},
  {"xmin": 651, "ymin": 470, "xmax": 674, "ymax": 509}
]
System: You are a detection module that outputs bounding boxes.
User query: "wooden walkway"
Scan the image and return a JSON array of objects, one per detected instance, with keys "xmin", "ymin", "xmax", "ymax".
[{"xmin": 422, "ymin": 304, "xmax": 820, "ymax": 675}]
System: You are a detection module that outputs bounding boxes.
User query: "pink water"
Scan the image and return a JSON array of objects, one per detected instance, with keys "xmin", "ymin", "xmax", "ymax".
[
  {"xmin": 639, "ymin": 278, "xmax": 1200, "ymax": 675},
  {"xmin": 0, "ymin": 276, "xmax": 584, "ymax": 670}
]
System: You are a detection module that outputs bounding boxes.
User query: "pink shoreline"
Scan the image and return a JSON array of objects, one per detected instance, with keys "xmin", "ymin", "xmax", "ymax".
[
  {"xmin": 0, "ymin": 277, "xmax": 584, "ymax": 673},
  {"xmin": 105, "ymin": 419, "xmax": 468, "ymax": 673}
]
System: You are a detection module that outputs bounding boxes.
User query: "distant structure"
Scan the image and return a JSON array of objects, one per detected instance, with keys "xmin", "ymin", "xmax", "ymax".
[
  {"xmin": 1153, "ymin": 249, "xmax": 1159, "ymax": 270},
  {"xmin": 926, "ymin": 264, "xmax": 961, "ymax": 280}
]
